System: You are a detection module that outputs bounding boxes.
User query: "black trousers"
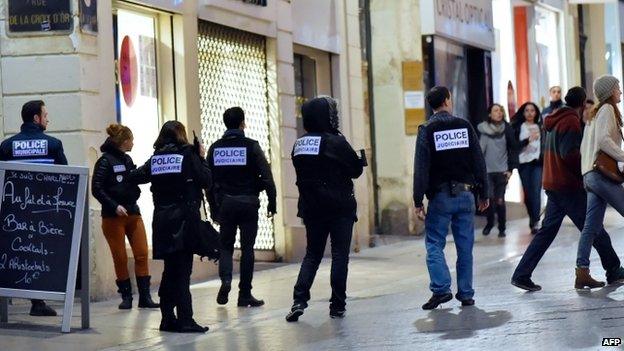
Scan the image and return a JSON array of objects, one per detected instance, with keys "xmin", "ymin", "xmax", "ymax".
[
  {"xmin": 218, "ymin": 196, "xmax": 259, "ymax": 294},
  {"xmin": 159, "ymin": 252, "xmax": 194, "ymax": 323},
  {"xmin": 486, "ymin": 172, "xmax": 508, "ymax": 231},
  {"xmin": 292, "ymin": 216, "xmax": 354, "ymax": 311}
]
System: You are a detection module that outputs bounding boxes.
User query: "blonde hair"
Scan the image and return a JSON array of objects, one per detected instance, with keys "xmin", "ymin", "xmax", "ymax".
[{"xmin": 106, "ymin": 124, "xmax": 133, "ymax": 148}]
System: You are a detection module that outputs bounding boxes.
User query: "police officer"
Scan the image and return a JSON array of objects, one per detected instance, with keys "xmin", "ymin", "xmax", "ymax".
[
  {"xmin": 207, "ymin": 107, "xmax": 276, "ymax": 307},
  {"xmin": 0, "ymin": 100, "xmax": 67, "ymax": 316},
  {"xmin": 285, "ymin": 96, "xmax": 364, "ymax": 322},
  {"xmin": 132, "ymin": 121, "xmax": 211, "ymax": 333},
  {"xmin": 413, "ymin": 87, "xmax": 489, "ymax": 310}
]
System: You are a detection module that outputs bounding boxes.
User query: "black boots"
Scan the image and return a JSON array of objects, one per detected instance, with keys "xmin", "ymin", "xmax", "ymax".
[
  {"xmin": 237, "ymin": 292, "xmax": 265, "ymax": 307},
  {"xmin": 29, "ymin": 299, "xmax": 57, "ymax": 316},
  {"xmin": 116, "ymin": 279, "xmax": 133, "ymax": 309},
  {"xmin": 137, "ymin": 276, "xmax": 160, "ymax": 308},
  {"xmin": 422, "ymin": 293, "xmax": 453, "ymax": 310},
  {"xmin": 216, "ymin": 281, "xmax": 231, "ymax": 305},
  {"xmin": 285, "ymin": 303, "xmax": 305, "ymax": 322}
]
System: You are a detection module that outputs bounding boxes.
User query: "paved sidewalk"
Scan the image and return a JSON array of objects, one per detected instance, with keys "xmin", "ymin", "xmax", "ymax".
[{"xmin": 2, "ymin": 211, "xmax": 624, "ymax": 350}]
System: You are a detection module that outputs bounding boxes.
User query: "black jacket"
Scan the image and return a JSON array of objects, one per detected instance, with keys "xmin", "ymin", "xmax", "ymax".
[
  {"xmin": 132, "ymin": 142, "xmax": 211, "ymax": 259},
  {"xmin": 413, "ymin": 111, "xmax": 488, "ymax": 207},
  {"xmin": 292, "ymin": 98, "xmax": 364, "ymax": 222},
  {"xmin": 91, "ymin": 138, "xmax": 141, "ymax": 218},
  {"xmin": 207, "ymin": 129, "xmax": 277, "ymax": 217},
  {"xmin": 0, "ymin": 122, "xmax": 67, "ymax": 165}
]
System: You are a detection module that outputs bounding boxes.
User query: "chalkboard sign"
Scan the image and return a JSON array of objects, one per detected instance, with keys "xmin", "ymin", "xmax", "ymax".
[
  {"xmin": 0, "ymin": 162, "xmax": 89, "ymax": 333},
  {"xmin": 8, "ymin": 0, "xmax": 72, "ymax": 33},
  {"xmin": 0, "ymin": 170, "xmax": 80, "ymax": 292}
]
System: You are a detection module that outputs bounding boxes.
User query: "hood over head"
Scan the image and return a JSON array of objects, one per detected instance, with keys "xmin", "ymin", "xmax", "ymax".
[
  {"xmin": 543, "ymin": 106, "xmax": 579, "ymax": 132},
  {"xmin": 302, "ymin": 96, "xmax": 340, "ymax": 133}
]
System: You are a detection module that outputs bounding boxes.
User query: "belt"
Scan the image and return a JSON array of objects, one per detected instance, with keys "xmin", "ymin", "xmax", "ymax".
[{"xmin": 436, "ymin": 182, "xmax": 473, "ymax": 193}]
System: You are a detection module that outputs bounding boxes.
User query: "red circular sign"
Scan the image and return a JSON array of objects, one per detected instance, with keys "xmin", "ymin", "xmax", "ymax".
[{"xmin": 119, "ymin": 36, "xmax": 138, "ymax": 107}]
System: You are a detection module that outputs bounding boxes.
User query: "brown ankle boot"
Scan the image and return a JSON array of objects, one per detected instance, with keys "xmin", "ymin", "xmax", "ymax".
[{"xmin": 575, "ymin": 267, "xmax": 606, "ymax": 289}]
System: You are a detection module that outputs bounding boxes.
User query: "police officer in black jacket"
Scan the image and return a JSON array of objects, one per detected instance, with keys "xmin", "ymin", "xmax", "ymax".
[
  {"xmin": 132, "ymin": 121, "xmax": 211, "ymax": 333},
  {"xmin": 0, "ymin": 100, "xmax": 66, "ymax": 316},
  {"xmin": 207, "ymin": 107, "xmax": 277, "ymax": 308},
  {"xmin": 413, "ymin": 87, "xmax": 489, "ymax": 310},
  {"xmin": 285, "ymin": 96, "xmax": 364, "ymax": 322}
]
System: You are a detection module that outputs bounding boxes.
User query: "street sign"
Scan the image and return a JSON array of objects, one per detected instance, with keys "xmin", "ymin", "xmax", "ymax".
[
  {"xmin": 0, "ymin": 162, "xmax": 89, "ymax": 333},
  {"xmin": 8, "ymin": 0, "xmax": 72, "ymax": 33}
]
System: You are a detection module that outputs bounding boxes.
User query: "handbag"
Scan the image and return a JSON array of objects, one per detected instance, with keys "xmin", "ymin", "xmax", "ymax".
[
  {"xmin": 593, "ymin": 124, "xmax": 624, "ymax": 183},
  {"xmin": 183, "ymin": 200, "xmax": 221, "ymax": 262},
  {"xmin": 593, "ymin": 151, "xmax": 624, "ymax": 183}
]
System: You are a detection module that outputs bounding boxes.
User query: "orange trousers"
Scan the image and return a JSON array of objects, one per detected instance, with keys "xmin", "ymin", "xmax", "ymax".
[{"xmin": 102, "ymin": 215, "xmax": 150, "ymax": 281}]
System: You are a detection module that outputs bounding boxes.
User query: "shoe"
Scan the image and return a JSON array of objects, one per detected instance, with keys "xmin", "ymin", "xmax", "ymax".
[
  {"xmin": 530, "ymin": 228, "xmax": 538, "ymax": 235},
  {"xmin": 137, "ymin": 276, "xmax": 160, "ymax": 308},
  {"xmin": 511, "ymin": 278, "xmax": 542, "ymax": 292},
  {"xmin": 116, "ymin": 279, "xmax": 133, "ymax": 310},
  {"xmin": 454, "ymin": 293, "xmax": 474, "ymax": 306},
  {"xmin": 330, "ymin": 309, "xmax": 346, "ymax": 319},
  {"xmin": 286, "ymin": 303, "xmax": 305, "ymax": 322},
  {"xmin": 575, "ymin": 267, "xmax": 605, "ymax": 289},
  {"xmin": 607, "ymin": 266, "xmax": 624, "ymax": 285},
  {"xmin": 498, "ymin": 230, "xmax": 506, "ymax": 238},
  {"xmin": 237, "ymin": 293, "xmax": 265, "ymax": 307},
  {"xmin": 422, "ymin": 293, "xmax": 453, "ymax": 310},
  {"xmin": 217, "ymin": 281, "xmax": 231, "ymax": 305},
  {"xmin": 159, "ymin": 317, "xmax": 179, "ymax": 332},
  {"xmin": 178, "ymin": 320, "xmax": 209, "ymax": 333},
  {"xmin": 482, "ymin": 226, "xmax": 492, "ymax": 236},
  {"xmin": 29, "ymin": 300, "xmax": 57, "ymax": 316}
]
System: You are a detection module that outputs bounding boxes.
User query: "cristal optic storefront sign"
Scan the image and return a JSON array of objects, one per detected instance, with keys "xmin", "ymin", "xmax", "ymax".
[{"xmin": 421, "ymin": 0, "xmax": 495, "ymax": 51}]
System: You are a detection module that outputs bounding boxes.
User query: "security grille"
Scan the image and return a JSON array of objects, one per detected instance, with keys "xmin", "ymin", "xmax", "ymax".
[{"xmin": 197, "ymin": 21, "xmax": 274, "ymax": 250}]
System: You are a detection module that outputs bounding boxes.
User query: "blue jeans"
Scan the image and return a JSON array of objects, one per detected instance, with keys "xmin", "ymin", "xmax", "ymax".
[
  {"xmin": 513, "ymin": 190, "xmax": 620, "ymax": 281},
  {"xmin": 518, "ymin": 162, "xmax": 543, "ymax": 227},
  {"xmin": 577, "ymin": 171, "xmax": 624, "ymax": 268},
  {"xmin": 425, "ymin": 190, "xmax": 475, "ymax": 300}
]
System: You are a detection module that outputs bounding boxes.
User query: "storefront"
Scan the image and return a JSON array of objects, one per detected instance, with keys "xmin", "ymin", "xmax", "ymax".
[{"xmin": 420, "ymin": 0, "xmax": 495, "ymax": 127}]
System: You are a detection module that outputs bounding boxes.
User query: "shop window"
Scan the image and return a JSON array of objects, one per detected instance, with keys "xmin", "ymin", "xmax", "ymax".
[
  {"xmin": 113, "ymin": 4, "xmax": 174, "ymax": 245},
  {"xmin": 197, "ymin": 21, "xmax": 274, "ymax": 250},
  {"xmin": 294, "ymin": 54, "xmax": 317, "ymax": 136},
  {"xmin": 534, "ymin": 6, "xmax": 562, "ymax": 109}
]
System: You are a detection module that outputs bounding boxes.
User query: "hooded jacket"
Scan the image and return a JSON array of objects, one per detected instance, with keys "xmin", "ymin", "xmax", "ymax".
[
  {"xmin": 132, "ymin": 142, "xmax": 211, "ymax": 259},
  {"xmin": 542, "ymin": 106, "xmax": 583, "ymax": 192},
  {"xmin": 477, "ymin": 121, "xmax": 519, "ymax": 173},
  {"xmin": 91, "ymin": 138, "xmax": 141, "ymax": 217},
  {"xmin": 292, "ymin": 97, "xmax": 364, "ymax": 222}
]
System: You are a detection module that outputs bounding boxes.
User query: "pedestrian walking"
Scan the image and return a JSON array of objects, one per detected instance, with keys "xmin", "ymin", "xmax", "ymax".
[
  {"xmin": 542, "ymin": 86, "xmax": 563, "ymax": 118},
  {"xmin": 576, "ymin": 75, "xmax": 624, "ymax": 289},
  {"xmin": 92, "ymin": 124, "xmax": 159, "ymax": 310},
  {"xmin": 132, "ymin": 121, "xmax": 211, "ymax": 333},
  {"xmin": 285, "ymin": 96, "xmax": 365, "ymax": 322},
  {"xmin": 0, "ymin": 100, "xmax": 67, "ymax": 317},
  {"xmin": 477, "ymin": 103, "xmax": 518, "ymax": 238},
  {"xmin": 414, "ymin": 86, "xmax": 489, "ymax": 310},
  {"xmin": 511, "ymin": 87, "xmax": 624, "ymax": 292},
  {"xmin": 512, "ymin": 102, "xmax": 544, "ymax": 234},
  {"xmin": 207, "ymin": 107, "xmax": 277, "ymax": 308}
]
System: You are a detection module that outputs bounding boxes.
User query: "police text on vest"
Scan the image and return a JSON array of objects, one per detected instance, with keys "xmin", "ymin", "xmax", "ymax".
[
  {"xmin": 214, "ymin": 147, "xmax": 247, "ymax": 166},
  {"xmin": 151, "ymin": 154, "xmax": 183, "ymax": 175},
  {"xmin": 12, "ymin": 139, "xmax": 48, "ymax": 157},
  {"xmin": 294, "ymin": 136, "xmax": 321, "ymax": 156},
  {"xmin": 434, "ymin": 128, "xmax": 469, "ymax": 151}
]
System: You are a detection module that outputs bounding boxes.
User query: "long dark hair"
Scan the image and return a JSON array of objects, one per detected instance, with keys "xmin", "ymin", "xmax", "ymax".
[
  {"xmin": 153, "ymin": 121, "xmax": 189, "ymax": 149},
  {"xmin": 511, "ymin": 102, "xmax": 542, "ymax": 128}
]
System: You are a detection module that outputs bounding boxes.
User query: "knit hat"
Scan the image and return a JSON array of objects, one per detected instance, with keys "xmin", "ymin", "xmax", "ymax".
[{"xmin": 593, "ymin": 75, "xmax": 619, "ymax": 103}]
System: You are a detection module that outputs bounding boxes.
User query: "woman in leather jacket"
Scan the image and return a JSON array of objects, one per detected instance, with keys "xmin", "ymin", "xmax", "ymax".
[
  {"xmin": 132, "ymin": 121, "xmax": 212, "ymax": 333},
  {"xmin": 92, "ymin": 124, "xmax": 159, "ymax": 310}
]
